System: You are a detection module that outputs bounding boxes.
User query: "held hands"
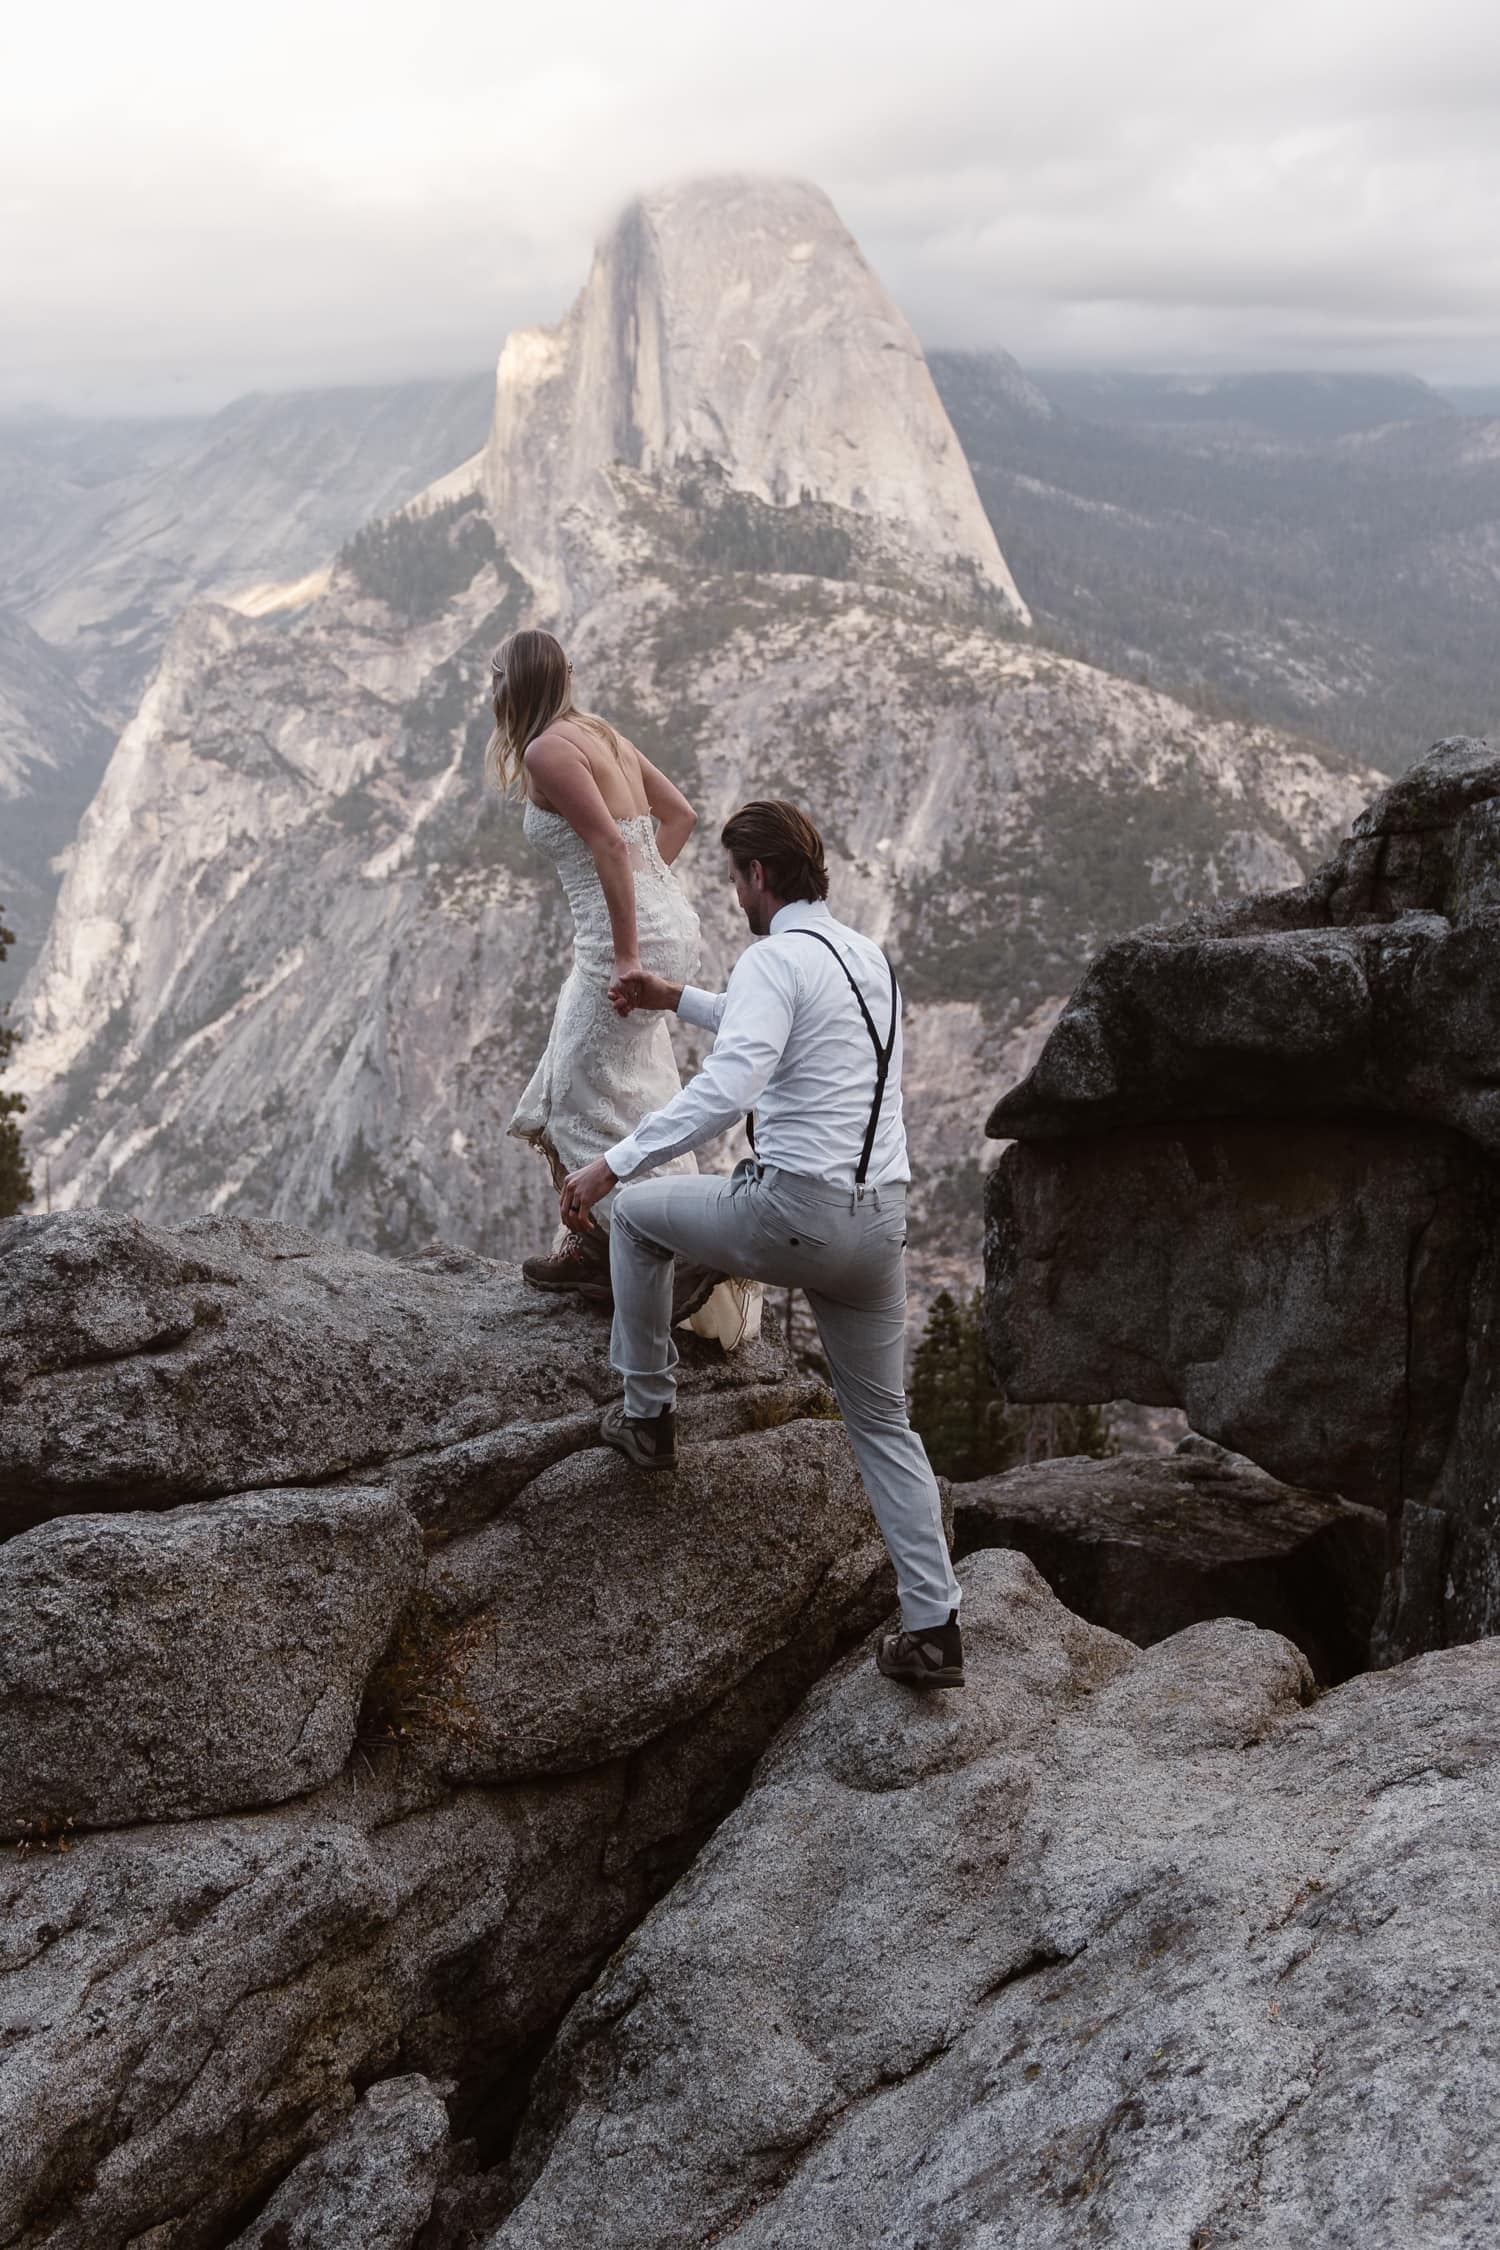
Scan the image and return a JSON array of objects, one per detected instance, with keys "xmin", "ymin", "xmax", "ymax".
[
  {"xmin": 560, "ymin": 1157, "xmax": 617, "ymax": 1235},
  {"xmin": 609, "ymin": 955, "xmax": 645, "ymax": 1018},
  {"xmin": 609, "ymin": 966, "xmax": 682, "ymax": 1017}
]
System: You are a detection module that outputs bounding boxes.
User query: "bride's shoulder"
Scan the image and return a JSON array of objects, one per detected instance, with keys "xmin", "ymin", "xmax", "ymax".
[{"xmin": 524, "ymin": 721, "xmax": 584, "ymax": 760}]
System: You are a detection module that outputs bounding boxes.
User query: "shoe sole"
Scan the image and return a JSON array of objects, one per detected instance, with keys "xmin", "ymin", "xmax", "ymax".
[
  {"xmin": 875, "ymin": 1652, "xmax": 966, "ymax": 1689},
  {"xmin": 523, "ymin": 1271, "xmax": 601, "ymax": 1293}
]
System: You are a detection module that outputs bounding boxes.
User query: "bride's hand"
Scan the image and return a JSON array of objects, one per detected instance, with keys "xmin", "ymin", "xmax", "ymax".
[
  {"xmin": 611, "ymin": 969, "xmax": 681, "ymax": 1016},
  {"xmin": 610, "ymin": 955, "xmax": 645, "ymax": 1015}
]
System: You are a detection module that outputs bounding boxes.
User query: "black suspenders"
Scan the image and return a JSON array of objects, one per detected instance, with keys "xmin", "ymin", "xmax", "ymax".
[{"xmin": 745, "ymin": 930, "xmax": 901, "ymax": 1187}]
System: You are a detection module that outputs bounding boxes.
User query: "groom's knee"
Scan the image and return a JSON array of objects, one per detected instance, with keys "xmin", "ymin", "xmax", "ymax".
[{"xmin": 612, "ymin": 1185, "xmax": 673, "ymax": 1260}]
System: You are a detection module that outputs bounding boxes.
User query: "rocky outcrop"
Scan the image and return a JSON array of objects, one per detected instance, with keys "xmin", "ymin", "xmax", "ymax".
[
  {"xmin": 989, "ymin": 734, "xmax": 1500, "ymax": 1153},
  {"xmin": 986, "ymin": 736, "xmax": 1500, "ymax": 1662},
  {"xmin": 953, "ymin": 1447, "xmax": 1385, "ymax": 1682},
  {"xmin": 0, "ymin": 1209, "xmax": 896, "ymax": 2248},
  {"xmin": 0, "ymin": 1208, "xmax": 695, "ymax": 1522},
  {"xmin": 5, "ymin": 1179, "xmax": 1495, "ymax": 2240},
  {"xmin": 482, "ymin": 1547, "xmax": 1500, "ymax": 2248}
]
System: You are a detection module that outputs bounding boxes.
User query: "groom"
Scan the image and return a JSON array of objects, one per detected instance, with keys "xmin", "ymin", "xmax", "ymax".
[{"xmin": 559, "ymin": 799, "xmax": 965, "ymax": 1690}]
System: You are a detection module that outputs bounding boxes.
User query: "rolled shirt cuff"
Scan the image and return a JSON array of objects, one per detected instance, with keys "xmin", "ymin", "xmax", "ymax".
[
  {"xmin": 676, "ymin": 984, "xmax": 722, "ymax": 1031},
  {"xmin": 605, "ymin": 1135, "xmax": 644, "ymax": 1182}
]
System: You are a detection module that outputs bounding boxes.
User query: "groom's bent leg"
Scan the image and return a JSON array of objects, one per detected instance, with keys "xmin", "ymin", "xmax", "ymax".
[
  {"xmin": 806, "ymin": 1265, "xmax": 962, "ymax": 1634},
  {"xmin": 609, "ymin": 1173, "xmax": 752, "ymax": 1419}
]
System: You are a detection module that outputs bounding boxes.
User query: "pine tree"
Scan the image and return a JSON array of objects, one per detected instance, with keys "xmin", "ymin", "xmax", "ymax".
[
  {"xmin": 910, "ymin": 1286, "xmax": 1114, "ymax": 1481},
  {"xmin": 909, "ymin": 1289, "xmax": 983, "ymax": 1478},
  {"xmin": 0, "ymin": 907, "xmax": 34, "ymax": 1219}
]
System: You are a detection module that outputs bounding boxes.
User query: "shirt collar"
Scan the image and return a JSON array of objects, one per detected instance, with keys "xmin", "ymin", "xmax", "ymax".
[{"xmin": 768, "ymin": 899, "xmax": 834, "ymax": 935}]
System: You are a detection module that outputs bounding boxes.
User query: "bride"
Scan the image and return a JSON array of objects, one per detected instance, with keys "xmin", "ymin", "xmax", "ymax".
[{"xmin": 488, "ymin": 627, "xmax": 758, "ymax": 1348}]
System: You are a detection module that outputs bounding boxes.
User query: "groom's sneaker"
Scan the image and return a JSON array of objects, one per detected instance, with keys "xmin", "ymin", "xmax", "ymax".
[
  {"xmin": 876, "ymin": 1609, "xmax": 965, "ymax": 1690},
  {"xmin": 599, "ymin": 1400, "xmax": 678, "ymax": 1472},
  {"xmin": 522, "ymin": 1231, "xmax": 610, "ymax": 1294}
]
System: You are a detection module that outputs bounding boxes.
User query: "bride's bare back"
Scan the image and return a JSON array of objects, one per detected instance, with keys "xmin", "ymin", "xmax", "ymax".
[
  {"xmin": 524, "ymin": 715, "xmax": 650, "ymax": 821},
  {"xmin": 522, "ymin": 713, "xmax": 697, "ymax": 878}
]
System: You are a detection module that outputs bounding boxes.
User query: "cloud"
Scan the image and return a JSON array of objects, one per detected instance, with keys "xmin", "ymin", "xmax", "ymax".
[{"xmin": 4, "ymin": 0, "xmax": 1498, "ymax": 412}]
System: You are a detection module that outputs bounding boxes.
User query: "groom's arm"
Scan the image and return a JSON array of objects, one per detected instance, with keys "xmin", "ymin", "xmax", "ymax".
[
  {"xmin": 677, "ymin": 983, "xmax": 727, "ymax": 1032},
  {"xmin": 604, "ymin": 949, "xmax": 797, "ymax": 1183},
  {"xmin": 609, "ymin": 971, "xmax": 727, "ymax": 1030}
]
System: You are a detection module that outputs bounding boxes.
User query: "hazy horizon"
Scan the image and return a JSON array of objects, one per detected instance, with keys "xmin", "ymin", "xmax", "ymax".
[
  {"xmin": 6, "ymin": 1, "xmax": 1499, "ymax": 417},
  {"xmin": 4, "ymin": 356, "xmax": 1496, "ymax": 433}
]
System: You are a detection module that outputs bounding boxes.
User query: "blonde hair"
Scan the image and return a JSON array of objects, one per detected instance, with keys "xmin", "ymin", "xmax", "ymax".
[{"xmin": 485, "ymin": 627, "xmax": 623, "ymax": 795}]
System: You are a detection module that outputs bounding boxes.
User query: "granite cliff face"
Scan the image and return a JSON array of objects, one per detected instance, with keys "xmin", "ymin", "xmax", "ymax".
[
  {"xmin": 13, "ymin": 179, "xmax": 1380, "ymax": 1293},
  {"xmin": 0, "ymin": 611, "xmax": 113, "ymax": 999},
  {"xmin": 481, "ymin": 177, "xmax": 1028, "ymax": 623},
  {"xmin": 0, "ymin": 379, "xmax": 493, "ymax": 1004},
  {"xmin": 2, "ymin": 378, "xmax": 494, "ymax": 719},
  {"xmin": 985, "ymin": 735, "xmax": 1500, "ymax": 1663}
]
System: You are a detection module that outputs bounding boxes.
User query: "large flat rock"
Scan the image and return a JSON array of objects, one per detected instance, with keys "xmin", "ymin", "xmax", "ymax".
[{"xmin": 486, "ymin": 1548, "xmax": 1500, "ymax": 2249}]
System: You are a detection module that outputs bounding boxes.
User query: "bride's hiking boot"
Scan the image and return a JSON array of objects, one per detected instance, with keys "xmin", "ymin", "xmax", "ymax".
[
  {"xmin": 522, "ymin": 1231, "xmax": 610, "ymax": 1294},
  {"xmin": 599, "ymin": 1400, "xmax": 677, "ymax": 1473},
  {"xmin": 876, "ymin": 1609, "xmax": 964, "ymax": 1690}
]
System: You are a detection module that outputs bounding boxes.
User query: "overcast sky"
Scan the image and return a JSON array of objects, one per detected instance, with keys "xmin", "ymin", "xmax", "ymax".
[{"xmin": 4, "ymin": 0, "xmax": 1499, "ymax": 415}]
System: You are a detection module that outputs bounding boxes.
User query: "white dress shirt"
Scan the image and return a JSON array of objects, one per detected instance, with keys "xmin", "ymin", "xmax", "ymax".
[{"xmin": 606, "ymin": 900, "xmax": 910, "ymax": 1191}]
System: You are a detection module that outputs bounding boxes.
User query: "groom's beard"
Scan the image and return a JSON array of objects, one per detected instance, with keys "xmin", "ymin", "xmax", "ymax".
[{"xmin": 741, "ymin": 897, "xmax": 773, "ymax": 937}]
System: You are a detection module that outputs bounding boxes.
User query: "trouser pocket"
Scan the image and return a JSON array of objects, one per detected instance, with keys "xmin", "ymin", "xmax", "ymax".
[{"xmin": 750, "ymin": 1188, "xmax": 835, "ymax": 1252}]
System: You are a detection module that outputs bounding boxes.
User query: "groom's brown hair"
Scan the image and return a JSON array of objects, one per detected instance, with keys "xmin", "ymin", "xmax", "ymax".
[{"xmin": 720, "ymin": 800, "xmax": 830, "ymax": 903}]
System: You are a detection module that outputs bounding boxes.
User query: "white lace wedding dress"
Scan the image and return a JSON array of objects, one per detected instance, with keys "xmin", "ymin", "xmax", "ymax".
[{"xmin": 509, "ymin": 803, "xmax": 760, "ymax": 1350}]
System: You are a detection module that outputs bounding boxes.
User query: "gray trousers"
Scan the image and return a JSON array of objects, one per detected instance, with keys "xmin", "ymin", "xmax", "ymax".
[{"xmin": 609, "ymin": 1160, "xmax": 962, "ymax": 1631}]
